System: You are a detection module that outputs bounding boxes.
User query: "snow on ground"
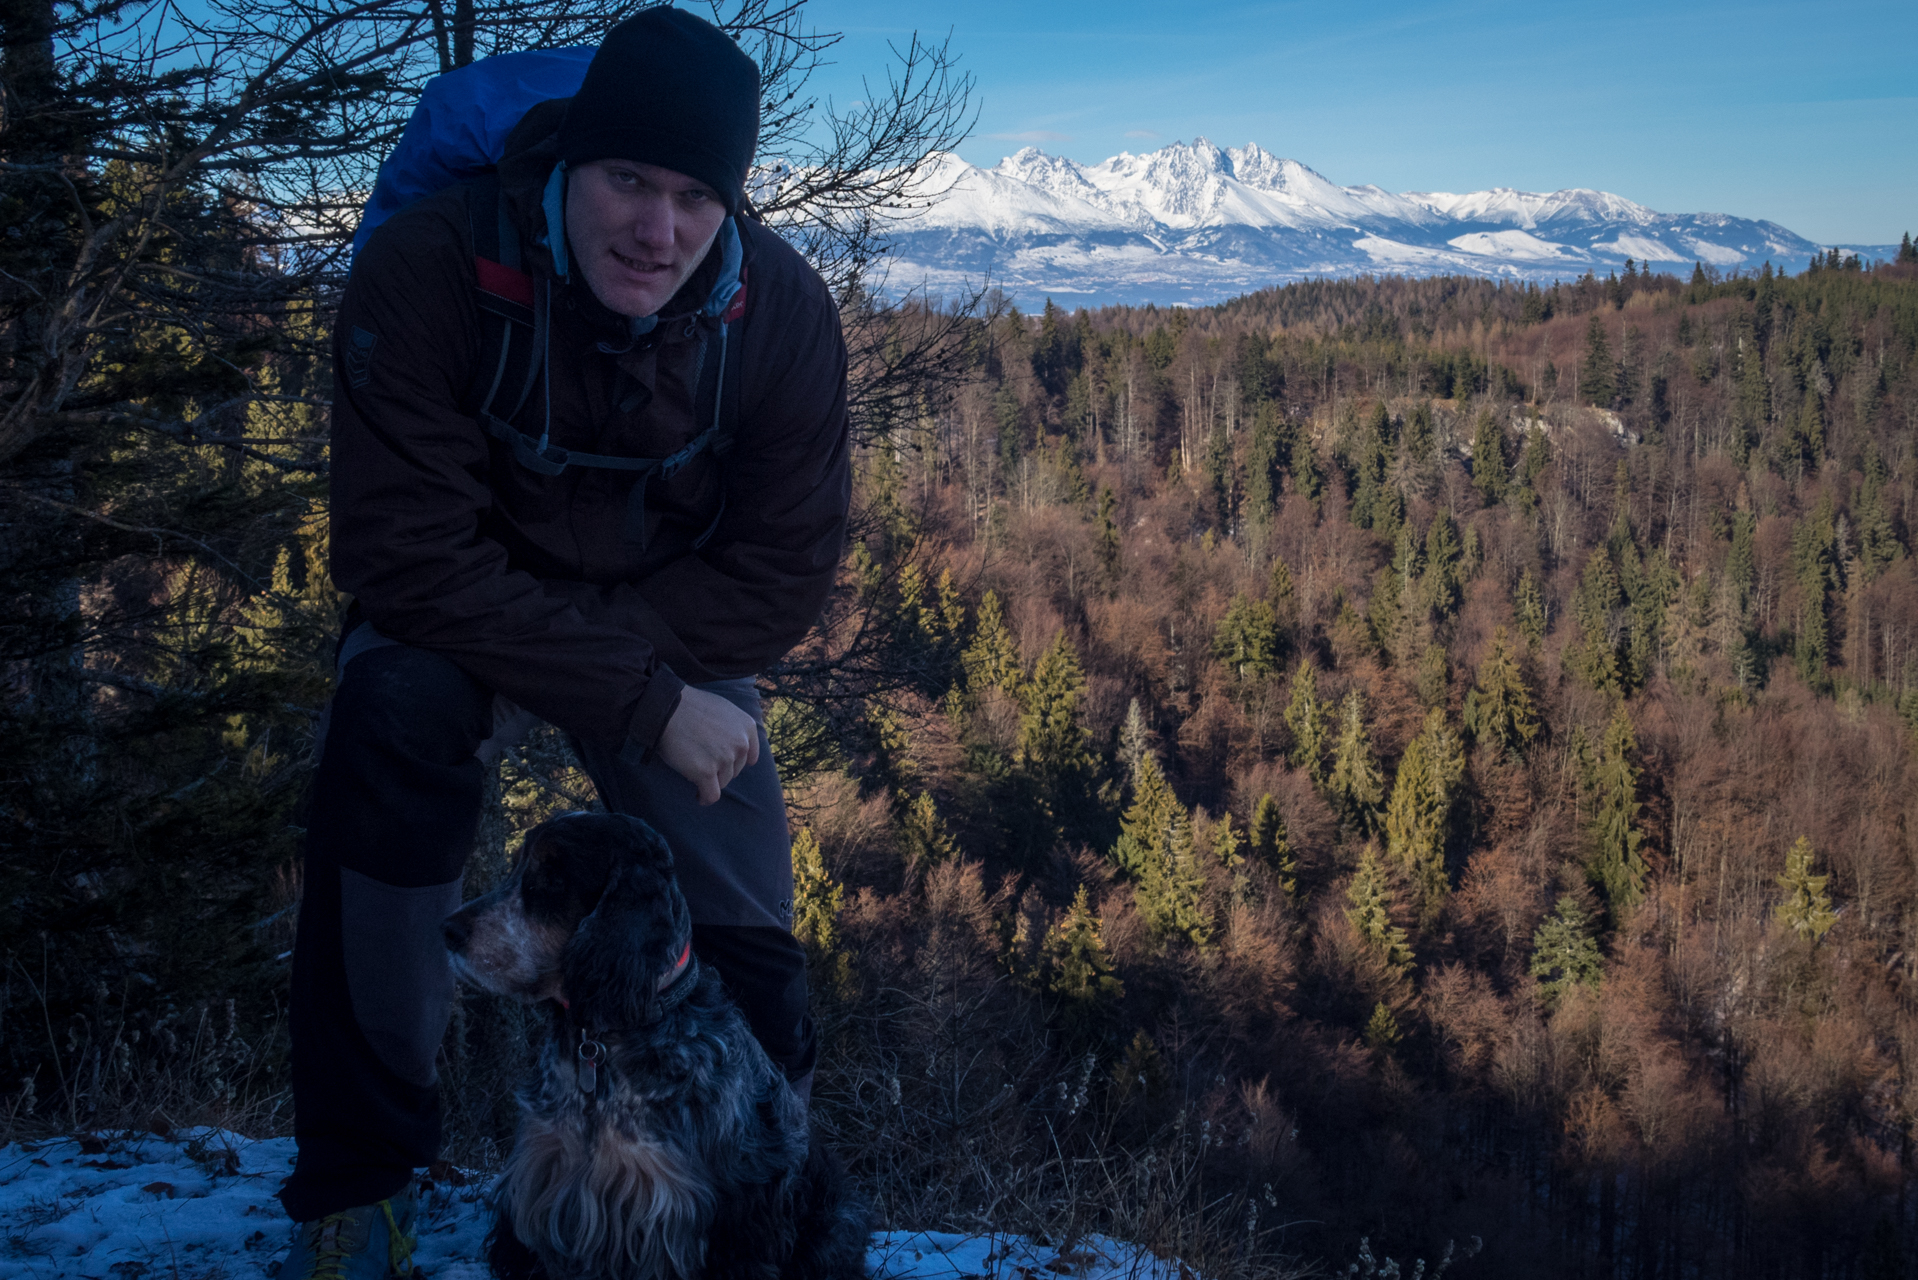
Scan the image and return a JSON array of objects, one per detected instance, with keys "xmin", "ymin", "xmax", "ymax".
[{"xmin": 0, "ymin": 1131, "xmax": 1184, "ymax": 1280}]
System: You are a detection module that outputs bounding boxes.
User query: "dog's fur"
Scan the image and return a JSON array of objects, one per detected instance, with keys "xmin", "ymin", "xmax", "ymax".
[{"xmin": 444, "ymin": 812, "xmax": 868, "ymax": 1280}]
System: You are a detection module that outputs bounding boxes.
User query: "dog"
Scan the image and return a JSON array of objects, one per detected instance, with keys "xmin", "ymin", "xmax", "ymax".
[{"xmin": 442, "ymin": 811, "xmax": 868, "ymax": 1280}]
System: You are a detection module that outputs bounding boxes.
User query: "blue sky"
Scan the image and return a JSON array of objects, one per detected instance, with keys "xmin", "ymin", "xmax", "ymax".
[{"xmin": 794, "ymin": 0, "xmax": 1916, "ymax": 246}]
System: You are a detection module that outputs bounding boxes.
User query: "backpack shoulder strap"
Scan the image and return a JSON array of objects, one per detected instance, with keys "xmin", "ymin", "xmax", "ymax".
[{"xmin": 466, "ymin": 173, "xmax": 541, "ymax": 424}]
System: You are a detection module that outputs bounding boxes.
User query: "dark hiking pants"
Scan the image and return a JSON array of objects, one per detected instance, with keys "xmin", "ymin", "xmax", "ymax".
[{"xmin": 278, "ymin": 627, "xmax": 813, "ymax": 1222}]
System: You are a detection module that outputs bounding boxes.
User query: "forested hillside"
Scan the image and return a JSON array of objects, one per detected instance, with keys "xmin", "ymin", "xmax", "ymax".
[
  {"xmin": 4, "ymin": 10, "xmax": 1917, "ymax": 1265},
  {"xmin": 779, "ymin": 255, "xmax": 1918, "ymax": 1277}
]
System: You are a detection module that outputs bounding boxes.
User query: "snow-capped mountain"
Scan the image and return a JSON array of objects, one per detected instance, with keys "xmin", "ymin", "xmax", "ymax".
[{"xmin": 876, "ymin": 138, "xmax": 1892, "ymax": 308}]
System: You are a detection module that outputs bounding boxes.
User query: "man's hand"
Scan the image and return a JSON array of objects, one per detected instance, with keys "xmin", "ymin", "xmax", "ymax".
[{"xmin": 656, "ymin": 687, "xmax": 761, "ymax": 804}]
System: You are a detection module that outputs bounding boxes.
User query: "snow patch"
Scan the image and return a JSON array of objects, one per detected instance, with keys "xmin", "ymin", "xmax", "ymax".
[
  {"xmin": 0, "ymin": 1132, "xmax": 1186, "ymax": 1280},
  {"xmin": 1446, "ymin": 230, "xmax": 1585, "ymax": 261}
]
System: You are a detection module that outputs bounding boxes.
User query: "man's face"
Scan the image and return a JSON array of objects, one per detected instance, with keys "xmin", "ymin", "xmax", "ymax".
[{"xmin": 564, "ymin": 159, "xmax": 728, "ymax": 318}]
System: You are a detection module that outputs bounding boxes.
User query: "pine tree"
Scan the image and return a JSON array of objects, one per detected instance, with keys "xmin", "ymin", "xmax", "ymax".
[
  {"xmin": 1112, "ymin": 749, "xmax": 1178, "ymax": 878},
  {"xmin": 792, "ymin": 828, "xmax": 855, "ymax": 996},
  {"xmin": 1731, "ymin": 315, "xmax": 1769, "ymax": 464},
  {"xmin": 962, "ymin": 589, "xmax": 1024, "ymax": 699},
  {"xmin": 1384, "ymin": 708, "xmax": 1465, "ymax": 921},
  {"xmin": 1580, "ymin": 314, "xmax": 1616, "ymax": 405},
  {"xmin": 1096, "ymin": 487, "xmax": 1122, "ymax": 582},
  {"xmin": 1470, "ymin": 410, "xmax": 1508, "ymax": 504},
  {"xmin": 1588, "ymin": 709, "xmax": 1648, "ymax": 914},
  {"xmin": 1269, "ymin": 555, "xmax": 1299, "ymax": 643},
  {"xmin": 899, "ymin": 790, "xmax": 960, "ymax": 867},
  {"xmin": 1248, "ymin": 793, "xmax": 1297, "ymax": 896},
  {"xmin": 1137, "ymin": 801, "xmax": 1213, "ymax": 948},
  {"xmin": 1571, "ymin": 549, "xmax": 1626, "ymax": 694},
  {"xmin": 1046, "ymin": 885, "xmax": 1125, "ymax": 1007},
  {"xmin": 1790, "ymin": 496, "xmax": 1837, "ymax": 688},
  {"xmin": 1364, "ymin": 1001, "xmax": 1402, "ymax": 1051},
  {"xmin": 1329, "ymin": 690, "xmax": 1386, "ymax": 833},
  {"xmin": 1345, "ymin": 845, "xmax": 1414, "ymax": 970},
  {"xmin": 1529, "ymin": 896, "xmax": 1602, "ymax": 1005},
  {"xmin": 1775, "ymin": 837, "xmax": 1838, "ymax": 941},
  {"xmin": 1285, "ymin": 660, "xmax": 1328, "ymax": 781},
  {"xmin": 1424, "ymin": 513, "xmax": 1463, "ymax": 618},
  {"xmin": 1465, "ymin": 627, "xmax": 1540, "ymax": 753},
  {"xmin": 1213, "ymin": 593, "xmax": 1281, "ymax": 681},
  {"xmin": 1018, "ymin": 629, "xmax": 1095, "ymax": 782},
  {"xmin": 1119, "ymin": 697, "xmax": 1152, "ymax": 781},
  {"xmin": 1516, "ymin": 571, "xmax": 1546, "ymax": 650}
]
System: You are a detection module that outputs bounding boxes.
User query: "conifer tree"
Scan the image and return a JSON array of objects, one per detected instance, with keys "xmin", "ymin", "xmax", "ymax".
[
  {"xmin": 1790, "ymin": 496, "xmax": 1837, "ymax": 687},
  {"xmin": 1119, "ymin": 697, "xmax": 1152, "ymax": 781},
  {"xmin": 1571, "ymin": 550, "xmax": 1626, "ymax": 694},
  {"xmin": 1269, "ymin": 555, "xmax": 1299, "ymax": 644},
  {"xmin": 1096, "ymin": 487, "xmax": 1122, "ymax": 582},
  {"xmin": 1364, "ymin": 1002, "xmax": 1402, "ymax": 1051},
  {"xmin": 1471, "ymin": 410, "xmax": 1508, "ymax": 504},
  {"xmin": 1112, "ymin": 749, "xmax": 1178, "ymax": 879},
  {"xmin": 1248, "ymin": 793, "xmax": 1297, "ymax": 896},
  {"xmin": 1424, "ymin": 513, "xmax": 1464, "ymax": 618},
  {"xmin": 792, "ymin": 828, "xmax": 854, "ymax": 996},
  {"xmin": 1046, "ymin": 885, "xmax": 1125, "ymax": 1009},
  {"xmin": 1329, "ymin": 690, "xmax": 1386, "ymax": 833},
  {"xmin": 1775, "ymin": 837, "xmax": 1838, "ymax": 941},
  {"xmin": 1529, "ymin": 896, "xmax": 1602, "ymax": 1005},
  {"xmin": 1137, "ymin": 801, "xmax": 1212, "ymax": 948},
  {"xmin": 1384, "ymin": 708, "xmax": 1465, "ymax": 921},
  {"xmin": 900, "ymin": 790, "xmax": 960, "ymax": 867},
  {"xmin": 1731, "ymin": 315, "xmax": 1769, "ymax": 463},
  {"xmin": 1018, "ymin": 629, "xmax": 1095, "ymax": 783},
  {"xmin": 1588, "ymin": 709, "xmax": 1648, "ymax": 914},
  {"xmin": 962, "ymin": 589, "xmax": 1024, "ymax": 699},
  {"xmin": 1515, "ymin": 571, "xmax": 1546, "ymax": 651},
  {"xmin": 1580, "ymin": 314, "xmax": 1616, "ymax": 405},
  {"xmin": 1213, "ymin": 594, "xmax": 1281, "ymax": 681},
  {"xmin": 1465, "ymin": 627, "xmax": 1540, "ymax": 753},
  {"xmin": 1520, "ymin": 421, "xmax": 1551, "ymax": 488},
  {"xmin": 935, "ymin": 568, "xmax": 966, "ymax": 637},
  {"xmin": 1285, "ymin": 661, "xmax": 1328, "ymax": 781},
  {"xmin": 1345, "ymin": 845, "xmax": 1414, "ymax": 970}
]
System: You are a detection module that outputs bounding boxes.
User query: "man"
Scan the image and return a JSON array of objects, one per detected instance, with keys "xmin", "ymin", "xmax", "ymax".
[{"xmin": 279, "ymin": 10, "xmax": 849, "ymax": 1277}]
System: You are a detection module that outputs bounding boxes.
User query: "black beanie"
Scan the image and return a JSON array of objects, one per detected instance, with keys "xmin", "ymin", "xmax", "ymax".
[{"xmin": 557, "ymin": 8, "xmax": 761, "ymax": 215}]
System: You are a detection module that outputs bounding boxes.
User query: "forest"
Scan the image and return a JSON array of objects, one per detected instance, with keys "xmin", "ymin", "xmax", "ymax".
[{"xmin": 6, "ymin": 0, "xmax": 1918, "ymax": 1275}]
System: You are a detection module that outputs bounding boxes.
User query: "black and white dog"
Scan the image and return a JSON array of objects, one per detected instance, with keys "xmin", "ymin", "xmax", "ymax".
[{"xmin": 443, "ymin": 811, "xmax": 868, "ymax": 1280}]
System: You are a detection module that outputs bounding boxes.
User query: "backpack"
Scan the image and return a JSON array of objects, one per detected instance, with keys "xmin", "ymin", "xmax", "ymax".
[{"xmin": 351, "ymin": 48, "xmax": 747, "ymax": 550}]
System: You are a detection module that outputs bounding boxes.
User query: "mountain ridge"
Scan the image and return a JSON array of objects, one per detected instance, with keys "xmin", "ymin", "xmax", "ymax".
[{"xmin": 875, "ymin": 139, "xmax": 1896, "ymax": 308}]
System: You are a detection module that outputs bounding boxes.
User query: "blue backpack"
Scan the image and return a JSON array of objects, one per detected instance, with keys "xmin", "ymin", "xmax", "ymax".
[{"xmin": 352, "ymin": 49, "xmax": 748, "ymax": 549}]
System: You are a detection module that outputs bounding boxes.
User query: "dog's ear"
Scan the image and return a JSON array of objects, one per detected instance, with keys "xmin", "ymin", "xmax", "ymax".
[{"xmin": 559, "ymin": 843, "xmax": 689, "ymax": 1028}]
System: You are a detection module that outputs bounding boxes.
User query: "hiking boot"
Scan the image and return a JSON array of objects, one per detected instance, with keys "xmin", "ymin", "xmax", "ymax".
[{"xmin": 278, "ymin": 1188, "xmax": 419, "ymax": 1280}]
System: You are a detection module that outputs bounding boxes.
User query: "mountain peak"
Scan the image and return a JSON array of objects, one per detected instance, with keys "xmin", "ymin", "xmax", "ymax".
[{"xmin": 878, "ymin": 141, "xmax": 1847, "ymax": 307}]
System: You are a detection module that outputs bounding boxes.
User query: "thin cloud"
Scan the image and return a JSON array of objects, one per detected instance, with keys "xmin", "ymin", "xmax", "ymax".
[
  {"xmin": 991, "ymin": 130, "xmax": 1073, "ymax": 144},
  {"xmin": 1125, "ymin": 129, "xmax": 1160, "ymax": 139}
]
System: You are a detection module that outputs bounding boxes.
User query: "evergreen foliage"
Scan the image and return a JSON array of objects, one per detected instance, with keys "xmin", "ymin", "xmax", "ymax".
[
  {"xmin": 1470, "ymin": 410, "xmax": 1508, "ymax": 504},
  {"xmin": 792, "ymin": 827, "xmax": 854, "ymax": 995},
  {"xmin": 1329, "ymin": 690, "xmax": 1386, "ymax": 833},
  {"xmin": 1587, "ymin": 709, "xmax": 1648, "ymax": 915},
  {"xmin": 1384, "ymin": 708, "xmax": 1465, "ymax": 921},
  {"xmin": 1775, "ymin": 837, "xmax": 1838, "ymax": 941},
  {"xmin": 1465, "ymin": 627, "xmax": 1540, "ymax": 753},
  {"xmin": 1213, "ymin": 593, "xmax": 1281, "ymax": 680},
  {"xmin": 1285, "ymin": 660, "xmax": 1328, "ymax": 781},
  {"xmin": 1529, "ymin": 895, "xmax": 1603, "ymax": 1004},
  {"xmin": 1046, "ymin": 885, "xmax": 1125, "ymax": 1009},
  {"xmin": 1345, "ymin": 845, "xmax": 1414, "ymax": 971},
  {"xmin": 1248, "ymin": 792, "xmax": 1297, "ymax": 896}
]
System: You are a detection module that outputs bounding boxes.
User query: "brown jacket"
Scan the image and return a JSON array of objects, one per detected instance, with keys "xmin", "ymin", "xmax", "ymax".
[{"xmin": 329, "ymin": 105, "xmax": 850, "ymax": 752}]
